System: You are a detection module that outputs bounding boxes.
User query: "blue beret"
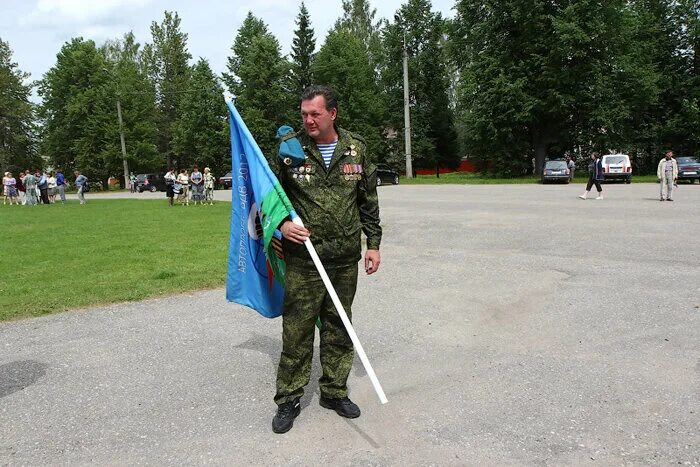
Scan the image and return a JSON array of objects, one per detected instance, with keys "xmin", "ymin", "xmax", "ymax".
[{"xmin": 277, "ymin": 126, "xmax": 305, "ymax": 167}]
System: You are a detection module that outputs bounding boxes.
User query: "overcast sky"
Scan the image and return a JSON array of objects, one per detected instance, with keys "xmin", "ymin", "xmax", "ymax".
[{"xmin": 2, "ymin": 0, "xmax": 456, "ymax": 98}]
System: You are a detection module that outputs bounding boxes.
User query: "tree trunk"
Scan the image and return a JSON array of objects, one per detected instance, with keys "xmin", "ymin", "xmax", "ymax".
[
  {"xmin": 531, "ymin": 125, "xmax": 555, "ymax": 176},
  {"xmin": 534, "ymin": 143, "xmax": 547, "ymax": 176}
]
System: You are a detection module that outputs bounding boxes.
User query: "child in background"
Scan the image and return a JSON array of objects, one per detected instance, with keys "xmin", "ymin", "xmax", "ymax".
[{"xmin": 203, "ymin": 167, "xmax": 215, "ymax": 205}]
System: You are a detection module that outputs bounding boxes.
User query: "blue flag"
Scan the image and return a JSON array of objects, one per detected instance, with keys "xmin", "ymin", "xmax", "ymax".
[{"xmin": 225, "ymin": 98, "xmax": 297, "ymax": 318}]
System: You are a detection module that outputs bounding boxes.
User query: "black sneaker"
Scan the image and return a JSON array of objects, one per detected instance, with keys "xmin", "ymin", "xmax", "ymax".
[
  {"xmin": 272, "ymin": 398, "xmax": 301, "ymax": 434},
  {"xmin": 319, "ymin": 396, "xmax": 361, "ymax": 419}
]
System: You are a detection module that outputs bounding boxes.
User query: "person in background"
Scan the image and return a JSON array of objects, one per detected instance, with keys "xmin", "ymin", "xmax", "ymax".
[
  {"xmin": 189, "ymin": 165, "xmax": 204, "ymax": 205},
  {"xmin": 657, "ymin": 150, "xmax": 678, "ymax": 202},
  {"xmin": 47, "ymin": 171, "xmax": 57, "ymax": 203},
  {"xmin": 3, "ymin": 172, "xmax": 18, "ymax": 205},
  {"xmin": 55, "ymin": 169, "xmax": 67, "ymax": 204},
  {"xmin": 16, "ymin": 172, "xmax": 26, "ymax": 205},
  {"xmin": 578, "ymin": 152, "xmax": 604, "ymax": 200},
  {"xmin": 2, "ymin": 172, "xmax": 9, "ymax": 204},
  {"xmin": 74, "ymin": 170, "xmax": 88, "ymax": 205},
  {"xmin": 177, "ymin": 169, "xmax": 189, "ymax": 206},
  {"xmin": 164, "ymin": 167, "xmax": 177, "ymax": 207},
  {"xmin": 203, "ymin": 167, "xmax": 215, "ymax": 205},
  {"xmin": 23, "ymin": 170, "xmax": 38, "ymax": 206},
  {"xmin": 129, "ymin": 172, "xmax": 137, "ymax": 193},
  {"xmin": 37, "ymin": 170, "xmax": 50, "ymax": 204},
  {"xmin": 6, "ymin": 173, "xmax": 18, "ymax": 205},
  {"xmin": 566, "ymin": 155, "xmax": 576, "ymax": 182}
]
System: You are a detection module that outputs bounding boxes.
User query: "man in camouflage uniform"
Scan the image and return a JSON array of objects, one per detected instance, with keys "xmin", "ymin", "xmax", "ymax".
[{"xmin": 267, "ymin": 85, "xmax": 382, "ymax": 434}]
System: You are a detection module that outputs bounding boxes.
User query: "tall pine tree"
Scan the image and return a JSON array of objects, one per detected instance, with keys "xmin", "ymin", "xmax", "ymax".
[
  {"xmin": 335, "ymin": 0, "xmax": 384, "ymax": 74},
  {"xmin": 290, "ymin": 2, "xmax": 316, "ymax": 96},
  {"xmin": 223, "ymin": 13, "xmax": 292, "ymax": 154},
  {"xmin": 313, "ymin": 29, "xmax": 385, "ymax": 161},
  {"xmin": 174, "ymin": 59, "xmax": 229, "ymax": 178},
  {"xmin": 142, "ymin": 11, "xmax": 192, "ymax": 168}
]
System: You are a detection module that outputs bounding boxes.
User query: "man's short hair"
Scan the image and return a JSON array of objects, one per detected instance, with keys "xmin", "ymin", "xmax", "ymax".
[{"xmin": 301, "ymin": 85, "xmax": 338, "ymax": 112}]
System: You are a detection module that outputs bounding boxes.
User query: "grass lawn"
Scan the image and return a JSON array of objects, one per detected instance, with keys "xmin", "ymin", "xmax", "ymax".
[
  {"xmin": 399, "ymin": 172, "xmax": 660, "ymax": 184},
  {"xmin": 0, "ymin": 199, "xmax": 231, "ymax": 321}
]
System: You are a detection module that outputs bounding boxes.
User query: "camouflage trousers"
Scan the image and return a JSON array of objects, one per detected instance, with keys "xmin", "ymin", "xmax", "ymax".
[{"xmin": 274, "ymin": 262, "xmax": 358, "ymax": 405}]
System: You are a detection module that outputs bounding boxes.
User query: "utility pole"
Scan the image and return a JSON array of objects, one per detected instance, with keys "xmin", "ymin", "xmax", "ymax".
[
  {"xmin": 401, "ymin": 30, "xmax": 413, "ymax": 179},
  {"xmin": 116, "ymin": 98, "xmax": 130, "ymax": 191}
]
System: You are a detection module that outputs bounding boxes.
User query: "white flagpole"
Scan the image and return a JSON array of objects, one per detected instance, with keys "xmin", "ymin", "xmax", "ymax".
[{"xmin": 293, "ymin": 217, "xmax": 388, "ymax": 405}]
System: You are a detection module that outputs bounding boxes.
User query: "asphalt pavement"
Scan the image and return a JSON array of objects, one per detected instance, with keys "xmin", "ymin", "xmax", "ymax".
[{"xmin": 1, "ymin": 182, "xmax": 699, "ymax": 465}]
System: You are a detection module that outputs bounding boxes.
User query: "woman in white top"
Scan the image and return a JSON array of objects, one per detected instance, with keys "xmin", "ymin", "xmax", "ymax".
[
  {"xmin": 177, "ymin": 169, "xmax": 189, "ymax": 205},
  {"xmin": 47, "ymin": 172, "xmax": 57, "ymax": 203}
]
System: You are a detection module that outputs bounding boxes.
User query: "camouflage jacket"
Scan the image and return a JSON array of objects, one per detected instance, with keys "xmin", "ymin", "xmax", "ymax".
[{"xmin": 269, "ymin": 127, "xmax": 382, "ymax": 268}]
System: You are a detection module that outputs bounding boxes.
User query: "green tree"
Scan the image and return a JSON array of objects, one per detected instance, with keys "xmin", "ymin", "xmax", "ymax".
[
  {"xmin": 0, "ymin": 38, "xmax": 40, "ymax": 173},
  {"xmin": 142, "ymin": 11, "xmax": 192, "ymax": 168},
  {"xmin": 38, "ymin": 38, "xmax": 118, "ymax": 185},
  {"xmin": 624, "ymin": 0, "xmax": 699, "ymax": 168},
  {"xmin": 223, "ymin": 13, "xmax": 292, "ymax": 154},
  {"xmin": 222, "ymin": 12, "xmax": 267, "ymax": 96},
  {"xmin": 290, "ymin": 2, "xmax": 316, "ymax": 96},
  {"xmin": 102, "ymin": 32, "xmax": 160, "ymax": 183},
  {"xmin": 383, "ymin": 0, "xmax": 459, "ymax": 172},
  {"xmin": 313, "ymin": 29, "xmax": 386, "ymax": 161},
  {"xmin": 451, "ymin": 0, "xmax": 635, "ymax": 175},
  {"xmin": 174, "ymin": 59, "xmax": 229, "ymax": 177},
  {"xmin": 335, "ymin": 0, "xmax": 384, "ymax": 73}
]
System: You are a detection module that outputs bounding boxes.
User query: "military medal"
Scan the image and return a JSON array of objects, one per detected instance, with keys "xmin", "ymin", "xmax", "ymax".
[
  {"xmin": 283, "ymin": 157, "xmax": 292, "ymax": 166},
  {"xmin": 305, "ymin": 174, "xmax": 311, "ymax": 182}
]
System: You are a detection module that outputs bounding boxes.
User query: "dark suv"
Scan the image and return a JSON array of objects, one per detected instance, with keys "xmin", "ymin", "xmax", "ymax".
[
  {"xmin": 541, "ymin": 160, "xmax": 570, "ymax": 184},
  {"xmin": 136, "ymin": 173, "xmax": 167, "ymax": 192},
  {"xmin": 676, "ymin": 156, "xmax": 700, "ymax": 183}
]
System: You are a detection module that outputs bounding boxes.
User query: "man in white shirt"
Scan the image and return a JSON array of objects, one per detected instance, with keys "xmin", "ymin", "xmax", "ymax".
[{"xmin": 657, "ymin": 150, "xmax": 678, "ymax": 201}]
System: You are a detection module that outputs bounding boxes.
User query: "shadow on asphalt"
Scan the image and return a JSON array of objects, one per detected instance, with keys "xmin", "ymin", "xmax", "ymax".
[{"xmin": 0, "ymin": 360, "xmax": 47, "ymax": 398}]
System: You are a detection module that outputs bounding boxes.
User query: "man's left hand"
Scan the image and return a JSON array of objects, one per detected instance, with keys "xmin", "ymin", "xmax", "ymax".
[{"xmin": 364, "ymin": 249, "xmax": 381, "ymax": 275}]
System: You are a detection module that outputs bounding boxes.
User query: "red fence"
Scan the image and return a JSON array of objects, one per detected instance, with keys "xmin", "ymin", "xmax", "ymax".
[{"xmin": 414, "ymin": 159, "xmax": 476, "ymax": 175}]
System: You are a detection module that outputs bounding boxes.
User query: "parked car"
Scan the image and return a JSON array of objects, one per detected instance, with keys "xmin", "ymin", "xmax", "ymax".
[
  {"xmin": 135, "ymin": 173, "xmax": 166, "ymax": 192},
  {"xmin": 376, "ymin": 164, "xmax": 399, "ymax": 186},
  {"xmin": 601, "ymin": 154, "xmax": 632, "ymax": 183},
  {"xmin": 218, "ymin": 172, "xmax": 233, "ymax": 189},
  {"xmin": 541, "ymin": 159, "xmax": 570, "ymax": 184},
  {"xmin": 675, "ymin": 156, "xmax": 700, "ymax": 183}
]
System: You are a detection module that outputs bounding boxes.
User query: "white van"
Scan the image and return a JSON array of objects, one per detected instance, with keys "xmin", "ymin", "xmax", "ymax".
[{"xmin": 601, "ymin": 154, "xmax": 632, "ymax": 184}]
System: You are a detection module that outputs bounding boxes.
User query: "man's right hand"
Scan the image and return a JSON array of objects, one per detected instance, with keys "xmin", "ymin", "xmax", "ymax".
[{"xmin": 281, "ymin": 220, "xmax": 310, "ymax": 244}]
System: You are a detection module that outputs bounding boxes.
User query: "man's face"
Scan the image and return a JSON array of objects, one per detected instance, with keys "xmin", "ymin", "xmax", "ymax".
[{"xmin": 301, "ymin": 95, "xmax": 337, "ymax": 141}]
